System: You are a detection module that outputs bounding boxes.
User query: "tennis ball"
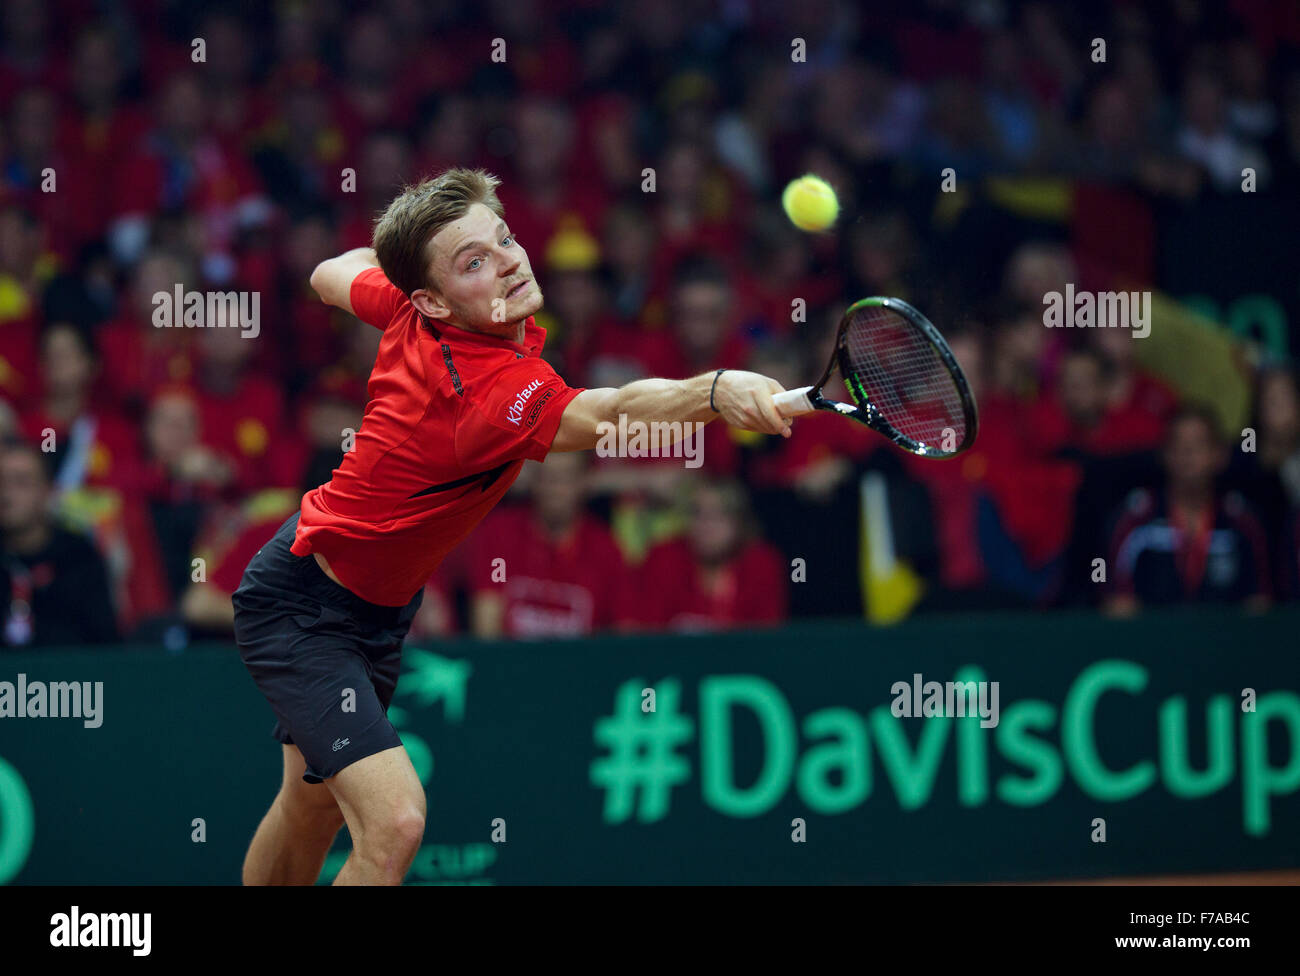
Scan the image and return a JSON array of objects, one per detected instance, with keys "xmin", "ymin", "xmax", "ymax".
[{"xmin": 781, "ymin": 175, "xmax": 839, "ymax": 231}]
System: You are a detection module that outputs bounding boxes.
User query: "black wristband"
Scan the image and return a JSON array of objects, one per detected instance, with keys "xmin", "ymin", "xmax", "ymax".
[{"xmin": 710, "ymin": 369, "xmax": 727, "ymax": 412}]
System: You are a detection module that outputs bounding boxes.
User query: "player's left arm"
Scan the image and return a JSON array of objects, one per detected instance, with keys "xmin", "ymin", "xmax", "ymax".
[{"xmin": 309, "ymin": 247, "xmax": 381, "ymax": 316}]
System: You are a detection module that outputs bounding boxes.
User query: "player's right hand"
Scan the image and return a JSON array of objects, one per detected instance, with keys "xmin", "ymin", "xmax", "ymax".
[{"xmin": 714, "ymin": 370, "xmax": 792, "ymax": 438}]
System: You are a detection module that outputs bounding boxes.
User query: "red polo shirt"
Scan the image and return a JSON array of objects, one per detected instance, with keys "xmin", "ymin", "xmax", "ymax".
[{"xmin": 291, "ymin": 267, "xmax": 584, "ymax": 605}]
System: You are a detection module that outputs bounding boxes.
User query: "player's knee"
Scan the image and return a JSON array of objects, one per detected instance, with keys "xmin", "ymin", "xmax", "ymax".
[
  {"xmin": 386, "ymin": 805, "xmax": 426, "ymax": 851},
  {"xmin": 362, "ymin": 804, "xmax": 425, "ymax": 859}
]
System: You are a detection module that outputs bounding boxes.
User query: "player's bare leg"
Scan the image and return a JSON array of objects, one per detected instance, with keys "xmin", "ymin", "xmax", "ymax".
[
  {"xmin": 326, "ymin": 745, "xmax": 425, "ymax": 886},
  {"xmin": 242, "ymin": 744, "xmax": 347, "ymax": 885}
]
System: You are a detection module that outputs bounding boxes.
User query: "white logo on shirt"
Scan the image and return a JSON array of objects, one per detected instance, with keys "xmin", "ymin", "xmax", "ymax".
[{"xmin": 506, "ymin": 379, "xmax": 544, "ymax": 425}]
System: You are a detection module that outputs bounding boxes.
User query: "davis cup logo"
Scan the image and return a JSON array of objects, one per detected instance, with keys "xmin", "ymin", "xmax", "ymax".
[{"xmin": 506, "ymin": 379, "xmax": 544, "ymax": 425}]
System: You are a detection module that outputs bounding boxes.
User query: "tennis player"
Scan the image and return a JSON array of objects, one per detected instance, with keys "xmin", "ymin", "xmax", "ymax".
[{"xmin": 233, "ymin": 168, "xmax": 792, "ymax": 885}]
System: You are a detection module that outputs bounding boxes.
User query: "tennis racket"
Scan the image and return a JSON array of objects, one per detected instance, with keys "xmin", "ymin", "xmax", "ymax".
[{"xmin": 772, "ymin": 296, "xmax": 978, "ymax": 458}]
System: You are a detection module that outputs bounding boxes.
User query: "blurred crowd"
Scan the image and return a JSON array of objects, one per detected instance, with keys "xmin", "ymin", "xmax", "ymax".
[{"xmin": 2, "ymin": 0, "xmax": 1300, "ymax": 647}]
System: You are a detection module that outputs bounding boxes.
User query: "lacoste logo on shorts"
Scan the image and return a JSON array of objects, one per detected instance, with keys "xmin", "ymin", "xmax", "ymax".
[{"xmin": 332, "ymin": 737, "xmax": 351, "ymax": 752}]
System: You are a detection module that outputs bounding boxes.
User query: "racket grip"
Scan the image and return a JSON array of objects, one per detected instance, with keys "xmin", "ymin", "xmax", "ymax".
[{"xmin": 772, "ymin": 386, "xmax": 816, "ymax": 417}]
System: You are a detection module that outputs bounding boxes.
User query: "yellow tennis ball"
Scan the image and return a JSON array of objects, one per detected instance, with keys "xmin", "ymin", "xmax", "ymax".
[{"xmin": 781, "ymin": 175, "xmax": 839, "ymax": 231}]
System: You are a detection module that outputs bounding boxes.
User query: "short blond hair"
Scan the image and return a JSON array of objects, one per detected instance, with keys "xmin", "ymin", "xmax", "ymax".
[{"xmin": 372, "ymin": 168, "xmax": 505, "ymax": 296}]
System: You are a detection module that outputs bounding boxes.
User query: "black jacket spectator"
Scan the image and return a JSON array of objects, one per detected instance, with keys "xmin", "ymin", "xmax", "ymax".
[
  {"xmin": 1107, "ymin": 486, "xmax": 1270, "ymax": 606},
  {"xmin": 1, "ymin": 527, "xmax": 118, "ymax": 646}
]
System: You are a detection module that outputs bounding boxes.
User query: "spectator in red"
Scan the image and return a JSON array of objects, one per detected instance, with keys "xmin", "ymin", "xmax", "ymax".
[
  {"xmin": 58, "ymin": 27, "xmax": 150, "ymax": 255},
  {"xmin": 135, "ymin": 385, "xmax": 234, "ymax": 604},
  {"xmin": 467, "ymin": 451, "xmax": 630, "ymax": 639},
  {"xmin": 973, "ymin": 304, "xmax": 1081, "ymax": 593},
  {"xmin": 1089, "ymin": 325, "xmax": 1177, "ymax": 451},
  {"xmin": 634, "ymin": 478, "xmax": 788, "ymax": 632},
  {"xmin": 0, "ymin": 441, "xmax": 117, "ymax": 646},
  {"xmin": 1030, "ymin": 344, "xmax": 1109, "ymax": 454},
  {"xmin": 19, "ymin": 322, "xmax": 141, "ymax": 491},
  {"xmin": 1105, "ymin": 406, "xmax": 1271, "ymax": 614},
  {"xmin": 903, "ymin": 326, "xmax": 993, "ymax": 599},
  {"xmin": 193, "ymin": 322, "xmax": 295, "ymax": 493},
  {"xmin": 97, "ymin": 249, "xmax": 201, "ymax": 414},
  {"xmin": 1031, "ymin": 343, "xmax": 1171, "ymax": 457}
]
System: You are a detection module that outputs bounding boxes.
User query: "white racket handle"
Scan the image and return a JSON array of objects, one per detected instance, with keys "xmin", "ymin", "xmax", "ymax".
[{"xmin": 772, "ymin": 386, "xmax": 816, "ymax": 417}]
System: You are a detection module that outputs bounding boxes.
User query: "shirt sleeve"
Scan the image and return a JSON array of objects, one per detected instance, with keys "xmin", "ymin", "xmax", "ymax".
[
  {"xmin": 349, "ymin": 266, "xmax": 407, "ymax": 330},
  {"xmin": 455, "ymin": 358, "xmax": 585, "ymax": 469}
]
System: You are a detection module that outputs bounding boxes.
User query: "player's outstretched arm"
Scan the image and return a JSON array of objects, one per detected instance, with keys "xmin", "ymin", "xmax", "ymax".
[
  {"xmin": 551, "ymin": 370, "xmax": 791, "ymax": 453},
  {"xmin": 309, "ymin": 247, "xmax": 381, "ymax": 315}
]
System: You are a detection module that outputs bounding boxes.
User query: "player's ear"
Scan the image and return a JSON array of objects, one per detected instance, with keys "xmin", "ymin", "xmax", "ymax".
[{"xmin": 411, "ymin": 288, "xmax": 449, "ymax": 320}]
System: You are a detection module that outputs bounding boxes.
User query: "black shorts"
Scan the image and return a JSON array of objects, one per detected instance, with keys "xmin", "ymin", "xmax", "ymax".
[{"xmin": 232, "ymin": 513, "xmax": 422, "ymax": 784}]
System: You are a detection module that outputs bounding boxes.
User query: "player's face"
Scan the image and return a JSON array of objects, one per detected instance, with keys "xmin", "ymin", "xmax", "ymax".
[{"xmin": 418, "ymin": 203, "xmax": 543, "ymax": 337}]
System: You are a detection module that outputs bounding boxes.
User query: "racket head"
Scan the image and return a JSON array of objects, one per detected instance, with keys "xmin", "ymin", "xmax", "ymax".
[{"xmin": 816, "ymin": 297, "xmax": 979, "ymax": 458}]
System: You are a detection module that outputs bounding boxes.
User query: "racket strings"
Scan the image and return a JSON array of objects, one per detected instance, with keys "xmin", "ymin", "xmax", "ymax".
[{"xmin": 841, "ymin": 305, "xmax": 967, "ymax": 448}]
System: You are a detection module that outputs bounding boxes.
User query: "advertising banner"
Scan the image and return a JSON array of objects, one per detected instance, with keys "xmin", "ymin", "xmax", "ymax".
[{"xmin": 1, "ymin": 609, "xmax": 1297, "ymax": 883}]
